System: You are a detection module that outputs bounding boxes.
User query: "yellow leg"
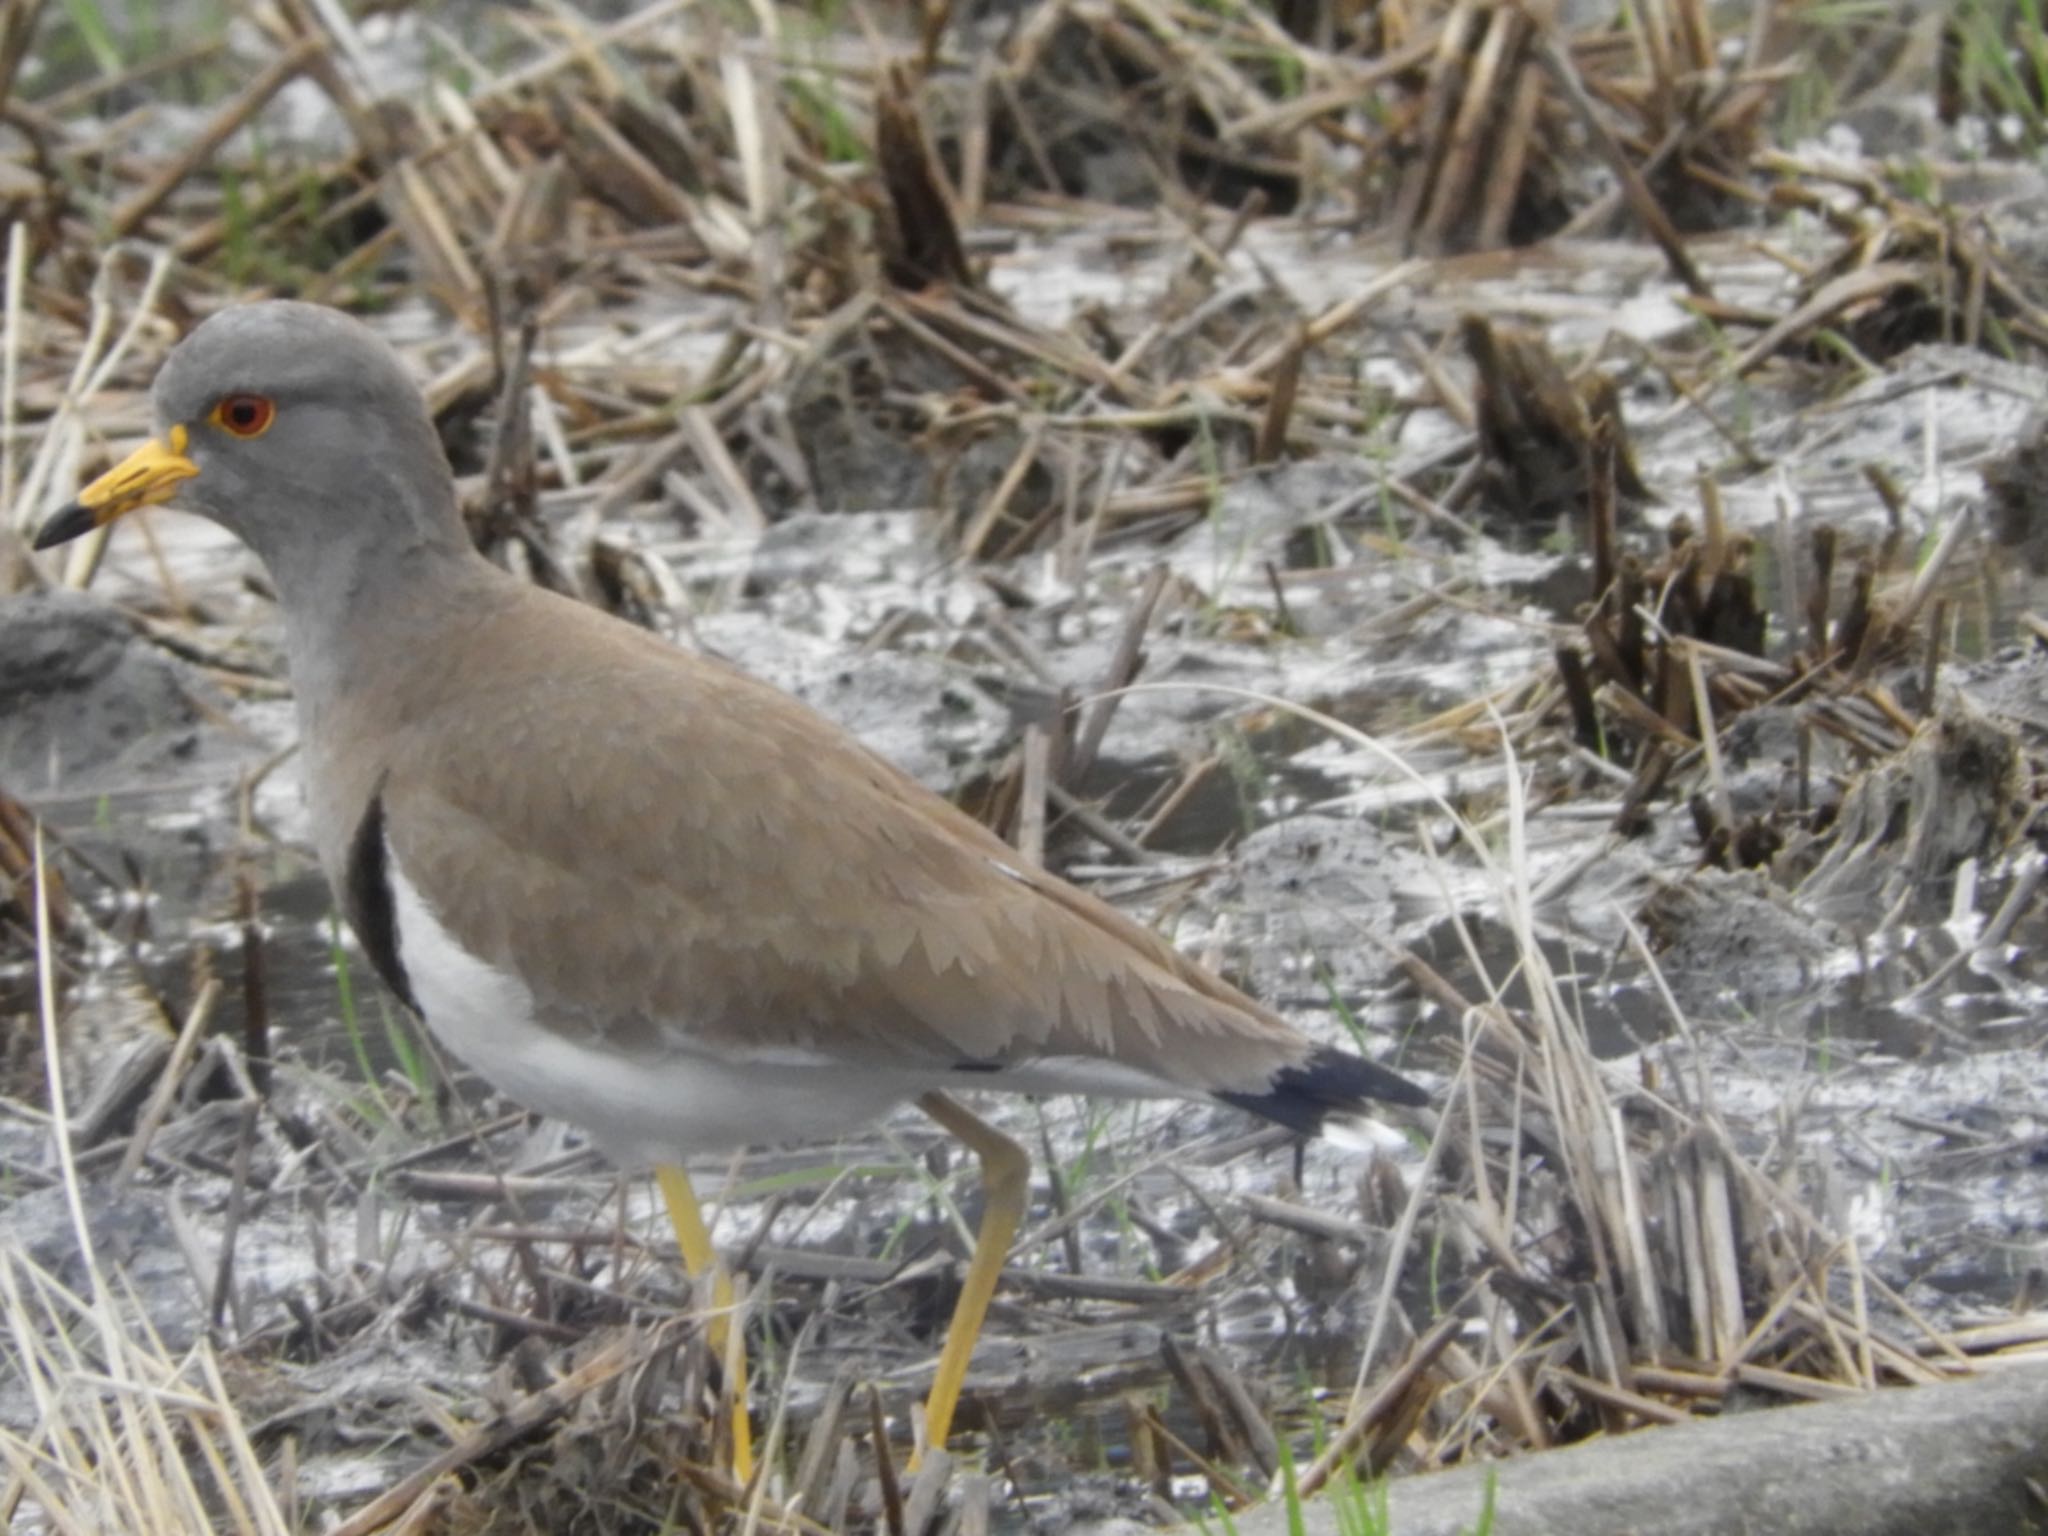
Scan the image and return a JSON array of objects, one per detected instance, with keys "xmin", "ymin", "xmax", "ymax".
[
  {"xmin": 656, "ymin": 1163, "xmax": 754, "ymax": 1483},
  {"xmin": 912, "ymin": 1091, "xmax": 1030, "ymax": 1465}
]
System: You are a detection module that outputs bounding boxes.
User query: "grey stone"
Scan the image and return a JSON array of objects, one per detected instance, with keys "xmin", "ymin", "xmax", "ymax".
[{"xmin": 0, "ymin": 590, "xmax": 213, "ymax": 793}]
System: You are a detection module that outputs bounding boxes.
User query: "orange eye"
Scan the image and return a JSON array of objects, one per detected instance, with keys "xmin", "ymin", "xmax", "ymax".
[{"xmin": 210, "ymin": 394, "xmax": 275, "ymax": 438}]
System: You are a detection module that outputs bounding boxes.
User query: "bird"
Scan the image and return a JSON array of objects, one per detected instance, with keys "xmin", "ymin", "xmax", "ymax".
[{"xmin": 34, "ymin": 300, "xmax": 1428, "ymax": 1474}]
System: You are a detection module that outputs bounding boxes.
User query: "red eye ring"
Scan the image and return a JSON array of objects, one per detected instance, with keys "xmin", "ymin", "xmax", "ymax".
[{"xmin": 211, "ymin": 394, "xmax": 276, "ymax": 438}]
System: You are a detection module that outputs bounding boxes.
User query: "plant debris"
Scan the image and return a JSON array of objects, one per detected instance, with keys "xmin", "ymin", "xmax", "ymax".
[{"xmin": 4, "ymin": 0, "xmax": 2048, "ymax": 1531}]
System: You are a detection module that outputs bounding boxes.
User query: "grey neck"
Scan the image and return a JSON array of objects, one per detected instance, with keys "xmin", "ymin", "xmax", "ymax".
[{"xmin": 266, "ymin": 511, "xmax": 500, "ymax": 740}]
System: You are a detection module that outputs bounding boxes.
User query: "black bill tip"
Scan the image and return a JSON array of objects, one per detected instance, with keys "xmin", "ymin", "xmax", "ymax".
[{"xmin": 32, "ymin": 503, "xmax": 98, "ymax": 551}]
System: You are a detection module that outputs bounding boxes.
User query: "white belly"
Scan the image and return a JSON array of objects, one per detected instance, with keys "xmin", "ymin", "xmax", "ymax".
[{"xmin": 385, "ymin": 856, "xmax": 910, "ymax": 1165}]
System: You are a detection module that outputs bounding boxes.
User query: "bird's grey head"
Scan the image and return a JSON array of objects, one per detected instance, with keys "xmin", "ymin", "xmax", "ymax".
[
  {"xmin": 36, "ymin": 300, "xmax": 463, "ymax": 580},
  {"xmin": 152, "ymin": 302, "xmax": 457, "ymax": 553}
]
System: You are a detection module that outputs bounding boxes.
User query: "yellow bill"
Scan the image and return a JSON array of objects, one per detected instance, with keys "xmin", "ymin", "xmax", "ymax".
[{"xmin": 33, "ymin": 426, "xmax": 198, "ymax": 550}]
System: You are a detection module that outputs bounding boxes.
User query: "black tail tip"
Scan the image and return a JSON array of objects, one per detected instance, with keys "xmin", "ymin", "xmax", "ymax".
[{"xmin": 1218, "ymin": 1045, "xmax": 1429, "ymax": 1138}]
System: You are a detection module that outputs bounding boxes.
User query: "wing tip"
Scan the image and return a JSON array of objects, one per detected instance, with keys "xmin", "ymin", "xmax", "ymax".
[{"xmin": 1217, "ymin": 1044, "xmax": 1429, "ymax": 1139}]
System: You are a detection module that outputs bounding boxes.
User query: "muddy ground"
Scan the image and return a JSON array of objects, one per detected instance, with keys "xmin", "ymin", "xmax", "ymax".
[{"xmin": 4, "ymin": 1, "xmax": 2048, "ymax": 1532}]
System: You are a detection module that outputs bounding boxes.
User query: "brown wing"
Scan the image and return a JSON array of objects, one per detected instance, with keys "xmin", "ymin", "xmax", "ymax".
[{"xmin": 375, "ymin": 584, "xmax": 1311, "ymax": 1096}]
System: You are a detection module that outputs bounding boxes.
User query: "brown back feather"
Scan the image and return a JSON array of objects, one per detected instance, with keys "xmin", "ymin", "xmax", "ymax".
[{"xmin": 366, "ymin": 583, "xmax": 1310, "ymax": 1095}]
